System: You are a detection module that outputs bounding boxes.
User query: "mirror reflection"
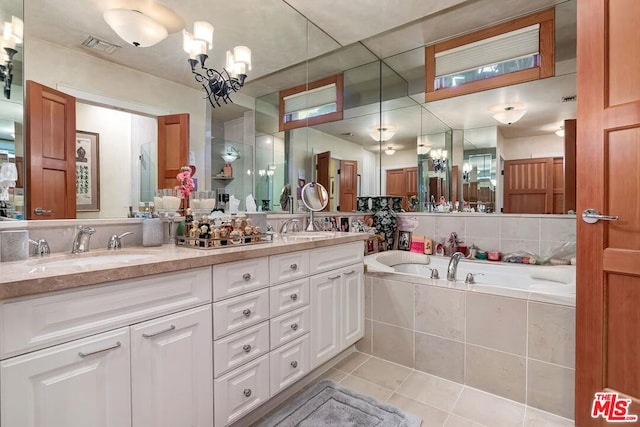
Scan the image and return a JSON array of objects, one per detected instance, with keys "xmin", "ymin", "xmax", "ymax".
[{"xmin": 18, "ymin": 0, "xmax": 576, "ymax": 220}]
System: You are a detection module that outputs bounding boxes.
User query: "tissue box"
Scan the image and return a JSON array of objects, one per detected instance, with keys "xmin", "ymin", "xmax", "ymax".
[{"xmin": 245, "ymin": 212, "xmax": 267, "ymax": 231}]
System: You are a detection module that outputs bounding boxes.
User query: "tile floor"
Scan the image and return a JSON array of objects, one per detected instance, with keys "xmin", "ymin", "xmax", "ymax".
[{"xmin": 263, "ymin": 352, "xmax": 575, "ymax": 427}]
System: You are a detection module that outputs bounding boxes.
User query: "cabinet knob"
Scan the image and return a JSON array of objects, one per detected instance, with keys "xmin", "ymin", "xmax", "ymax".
[
  {"xmin": 290, "ymin": 263, "xmax": 298, "ymax": 270},
  {"xmin": 242, "ymin": 273, "xmax": 251, "ymax": 281},
  {"xmin": 243, "ymin": 388, "xmax": 252, "ymax": 397},
  {"xmin": 242, "ymin": 309, "xmax": 252, "ymax": 318},
  {"xmin": 290, "ymin": 361, "xmax": 298, "ymax": 369},
  {"xmin": 291, "ymin": 323, "xmax": 299, "ymax": 331},
  {"xmin": 243, "ymin": 344, "xmax": 252, "ymax": 353},
  {"xmin": 290, "ymin": 293, "xmax": 298, "ymax": 301}
]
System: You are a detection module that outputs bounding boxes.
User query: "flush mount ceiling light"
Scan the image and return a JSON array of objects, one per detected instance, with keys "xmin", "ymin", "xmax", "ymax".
[
  {"xmin": 491, "ymin": 103, "xmax": 527, "ymax": 125},
  {"xmin": 369, "ymin": 127, "xmax": 395, "ymax": 142},
  {"xmin": 221, "ymin": 146, "xmax": 239, "ymax": 163},
  {"xmin": 103, "ymin": 9, "xmax": 168, "ymax": 47},
  {"xmin": 417, "ymin": 143, "xmax": 430, "ymax": 155},
  {"xmin": 384, "ymin": 146, "xmax": 396, "ymax": 155},
  {"xmin": 555, "ymin": 126, "xmax": 565, "ymax": 137}
]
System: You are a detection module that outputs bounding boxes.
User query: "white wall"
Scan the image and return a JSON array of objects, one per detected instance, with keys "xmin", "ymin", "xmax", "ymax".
[{"xmin": 501, "ymin": 133, "xmax": 564, "ymax": 160}]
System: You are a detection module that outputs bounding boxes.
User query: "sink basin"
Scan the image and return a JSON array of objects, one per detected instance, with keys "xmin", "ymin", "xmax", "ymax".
[{"xmin": 31, "ymin": 253, "xmax": 155, "ymax": 269}]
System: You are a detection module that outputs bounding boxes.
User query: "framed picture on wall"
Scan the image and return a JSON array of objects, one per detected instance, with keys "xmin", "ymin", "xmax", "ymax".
[
  {"xmin": 75, "ymin": 130, "xmax": 100, "ymax": 212},
  {"xmin": 397, "ymin": 230, "xmax": 411, "ymax": 251}
]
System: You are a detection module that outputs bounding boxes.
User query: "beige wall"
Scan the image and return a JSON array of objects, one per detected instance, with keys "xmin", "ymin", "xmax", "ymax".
[{"xmin": 501, "ymin": 133, "xmax": 564, "ymax": 160}]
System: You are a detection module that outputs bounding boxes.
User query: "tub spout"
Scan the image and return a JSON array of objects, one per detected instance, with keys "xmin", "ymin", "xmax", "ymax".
[{"xmin": 447, "ymin": 251, "xmax": 465, "ymax": 281}]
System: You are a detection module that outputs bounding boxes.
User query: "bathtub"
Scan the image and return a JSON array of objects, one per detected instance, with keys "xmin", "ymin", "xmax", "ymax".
[{"xmin": 365, "ymin": 250, "xmax": 576, "ymax": 303}]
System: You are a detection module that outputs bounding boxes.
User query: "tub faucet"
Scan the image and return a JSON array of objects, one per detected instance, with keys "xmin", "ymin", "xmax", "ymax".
[
  {"xmin": 447, "ymin": 251, "xmax": 465, "ymax": 281},
  {"xmin": 71, "ymin": 225, "xmax": 96, "ymax": 254}
]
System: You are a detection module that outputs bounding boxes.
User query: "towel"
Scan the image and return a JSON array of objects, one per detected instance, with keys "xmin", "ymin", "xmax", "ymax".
[{"xmin": 529, "ymin": 266, "xmax": 574, "ymax": 284}]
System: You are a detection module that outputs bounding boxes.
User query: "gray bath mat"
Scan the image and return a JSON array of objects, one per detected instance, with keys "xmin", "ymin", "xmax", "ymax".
[{"xmin": 260, "ymin": 380, "xmax": 422, "ymax": 427}]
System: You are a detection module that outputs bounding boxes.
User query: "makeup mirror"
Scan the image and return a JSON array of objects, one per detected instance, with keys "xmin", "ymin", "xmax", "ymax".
[{"xmin": 301, "ymin": 182, "xmax": 328, "ymax": 230}]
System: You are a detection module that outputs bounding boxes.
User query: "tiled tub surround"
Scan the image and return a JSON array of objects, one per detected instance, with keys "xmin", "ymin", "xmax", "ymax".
[
  {"xmin": 398, "ymin": 213, "xmax": 576, "ymax": 258},
  {"xmin": 358, "ymin": 272, "xmax": 576, "ymax": 420}
]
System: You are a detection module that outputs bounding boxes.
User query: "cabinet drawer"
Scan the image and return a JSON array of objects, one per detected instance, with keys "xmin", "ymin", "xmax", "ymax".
[
  {"xmin": 213, "ymin": 257, "xmax": 269, "ymax": 301},
  {"xmin": 269, "ymin": 278, "xmax": 309, "ymax": 316},
  {"xmin": 269, "ymin": 250, "xmax": 309, "ymax": 285},
  {"xmin": 213, "ymin": 288, "xmax": 269, "ymax": 339},
  {"xmin": 270, "ymin": 334, "xmax": 310, "ymax": 396},
  {"xmin": 213, "ymin": 321, "xmax": 269, "ymax": 378},
  {"xmin": 214, "ymin": 354, "xmax": 270, "ymax": 427},
  {"xmin": 0, "ymin": 267, "xmax": 212, "ymax": 359},
  {"xmin": 309, "ymin": 242, "xmax": 364, "ymax": 274},
  {"xmin": 270, "ymin": 305, "xmax": 310, "ymax": 350}
]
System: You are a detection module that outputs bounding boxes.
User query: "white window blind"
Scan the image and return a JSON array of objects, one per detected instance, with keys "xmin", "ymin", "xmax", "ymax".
[
  {"xmin": 435, "ymin": 24, "xmax": 540, "ymax": 77},
  {"xmin": 283, "ymin": 83, "xmax": 337, "ymax": 114}
]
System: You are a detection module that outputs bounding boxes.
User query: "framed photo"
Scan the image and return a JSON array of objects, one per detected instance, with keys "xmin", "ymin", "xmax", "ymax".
[
  {"xmin": 75, "ymin": 130, "xmax": 100, "ymax": 211},
  {"xmin": 397, "ymin": 230, "xmax": 412, "ymax": 251}
]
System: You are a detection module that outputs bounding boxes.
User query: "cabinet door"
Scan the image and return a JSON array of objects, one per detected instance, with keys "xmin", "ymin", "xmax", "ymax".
[
  {"xmin": 131, "ymin": 305, "xmax": 213, "ymax": 427},
  {"xmin": 309, "ymin": 270, "xmax": 341, "ymax": 369},
  {"xmin": 341, "ymin": 264, "xmax": 365, "ymax": 348},
  {"xmin": 1, "ymin": 327, "xmax": 131, "ymax": 427}
]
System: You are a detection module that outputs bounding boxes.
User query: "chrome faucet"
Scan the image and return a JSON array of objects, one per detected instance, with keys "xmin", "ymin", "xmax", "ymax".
[
  {"xmin": 447, "ymin": 251, "xmax": 465, "ymax": 281},
  {"xmin": 280, "ymin": 219, "xmax": 300, "ymax": 234},
  {"xmin": 107, "ymin": 232, "xmax": 133, "ymax": 249},
  {"xmin": 29, "ymin": 239, "xmax": 51, "ymax": 256},
  {"xmin": 71, "ymin": 225, "xmax": 96, "ymax": 254}
]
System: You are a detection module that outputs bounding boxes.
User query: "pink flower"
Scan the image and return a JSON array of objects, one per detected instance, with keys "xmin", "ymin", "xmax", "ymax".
[{"xmin": 176, "ymin": 166, "xmax": 195, "ymax": 199}]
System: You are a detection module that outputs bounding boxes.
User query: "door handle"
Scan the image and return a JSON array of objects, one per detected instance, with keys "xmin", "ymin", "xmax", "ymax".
[
  {"xmin": 582, "ymin": 209, "xmax": 619, "ymax": 224},
  {"xmin": 34, "ymin": 207, "xmax": 52, "ymax": 216}
]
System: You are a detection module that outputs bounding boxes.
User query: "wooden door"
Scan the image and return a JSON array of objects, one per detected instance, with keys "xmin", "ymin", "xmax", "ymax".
[
  {"xmin": 157, "ymin": 114, "xmax": 189, "ymax": 190},
  {"xmin": 131, "ymin": 305, "xmax": 212, "ymax": 427},
  {"xmin": 25, "ymin": 80, "xmax": 76, "ymax": 219},
  {"xmin": 503, "ymin": 157, "xmax": 554, "ymax": 213},
  {"xmin": 576, "ymin": 1, "xmax": 640, "ymax": 425},
  {"xmin": 1, "ymin": 328, "xmax": 131, "ymax": 427},
  {"xmin": 386, "ymin": 168, "xmax": 405, "ymax": 197},
  {"xmin": 339, "ymin": 159, "xmax": 357, "ymax": 212},
  {"xmin": 315, "ymin": 151, "xmax": 331, "ymax": 211}
]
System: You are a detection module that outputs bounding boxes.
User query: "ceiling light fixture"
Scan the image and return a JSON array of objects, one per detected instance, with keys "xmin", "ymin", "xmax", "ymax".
[
  {"xmin": 417, "ymin": 143, "xmax": 430, "ymax": 155},
  {"xmin": 492, "ymin": 104, "xmax": 527, "ymax": 125},
  {"xmin": 221, "ymin": 146, "xmax": 239, "ymax": 163},
  {"xmin": 369, "ymin": 127, "xmax": 395, "ymax": 142},
  {"xmin": 0, "ymin": 16, "xmax": 23, "ymax": 100},
  {"xmin": 384, "ymin": 146, "xmax": 396, "ymax": 155},
  {"xmin": 184, "ymin": 21, "xmax": 251, "ymax": 109},
  {"xmin": 103, "ymin": 9, "xmax": 168, "ymax": 47},
  {"xmin": 555, "ymin": 126, "xmax": 565, "ymax": 137}
]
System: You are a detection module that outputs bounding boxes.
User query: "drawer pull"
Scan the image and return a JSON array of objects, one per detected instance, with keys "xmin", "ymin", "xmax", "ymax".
[
  {"xmin": 142, "ymin": 324, "xmax": 176, "ymax": 338},
  {"xmin": 242, "ymin": 273, "xmax": 252, "ymax": 281},
  {"xmin": 78, "ymin": 341, "xmax": 121, "ymax": 358},
  {"xmin": 290, "ymin": 361, "xmax": 298, "ymax": 369},
  {"xmin": 328, "ymin": 275, "xmax": 341, "ymax": 280},
  {"xmin": 290, "ymin": 263, "xmax": 298, "ymax": 270},
  {"xmin": 243, "ymin": 388, "xmax": 252, "ymax": 397},
  {"xmin": 344, "ymin": 270, "xmax": 356, "ymax": 275},
  {"xmin": 242, "ymin": 309, "xmax": 252, "ymax": 318},
  {"xmin": 290, "ymin": 293, "xmax": 298, "ymax": 301},
  {"xmin": 243, "ymin": 344, "xmax": 252, "ymax": 353},
  {"xmin": 291, "ymin": 323, "xmax": 299, "ymax": 331}
]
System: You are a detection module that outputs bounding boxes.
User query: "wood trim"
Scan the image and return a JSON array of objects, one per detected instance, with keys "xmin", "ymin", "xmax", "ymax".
[
  {"xmin": 425, "ymin": 8, "xmax": 555, "ymax": 101},
  {"xmin": 563, "ymin": 119, "xmax": 577, "ymax": 213},
  {"xmin": 603, "ymin": 248, "xmax": 640, "ymax": 275},
  {"xmin": 279, "ymin": 74, "xmax": 344, "ymax": 132}
]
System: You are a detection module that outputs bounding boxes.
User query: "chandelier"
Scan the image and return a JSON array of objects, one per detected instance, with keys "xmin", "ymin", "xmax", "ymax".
[
  {"xmin": 0, "ymin": 16, "xmax": 23, "ymax": 100},
  {"xmin": 183, "ymin": 22, "xmax": 251, "ymax": 108},
  {"xmin": 430, "ymin": 149, "xmax": 448, "ymax": 173}
]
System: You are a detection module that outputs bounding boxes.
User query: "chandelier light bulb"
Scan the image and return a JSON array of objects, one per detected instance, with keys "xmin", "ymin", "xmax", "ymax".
[{"xmin": 193, "ymin": 21, "xmax": 213, "ymax": 49}]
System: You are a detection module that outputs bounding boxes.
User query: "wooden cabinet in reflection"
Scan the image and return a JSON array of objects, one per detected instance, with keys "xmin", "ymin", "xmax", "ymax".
[{"xmin": 386, "ymin": 167, "xmax": 417, "ymax": 210}]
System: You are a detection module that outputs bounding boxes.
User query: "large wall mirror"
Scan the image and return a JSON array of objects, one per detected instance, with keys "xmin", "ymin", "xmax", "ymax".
[{"xmin": 13, "ymin": 0, "xmax": 575, "ymax": 220}]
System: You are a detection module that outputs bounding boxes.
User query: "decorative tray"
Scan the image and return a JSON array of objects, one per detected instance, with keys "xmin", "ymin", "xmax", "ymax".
[{"xmin": 175, "ymin": 233, "xmax": 273, "ymax": 249}]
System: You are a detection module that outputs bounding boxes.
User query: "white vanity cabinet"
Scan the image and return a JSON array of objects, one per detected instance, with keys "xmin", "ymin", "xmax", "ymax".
[{"xmin": 0, "ymin": 268, "xmax": 213, "ymax": 427}]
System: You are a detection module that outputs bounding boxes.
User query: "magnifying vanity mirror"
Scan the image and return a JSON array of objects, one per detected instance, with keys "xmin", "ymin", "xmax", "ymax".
[{"xmin": 300, "ymin": 182, "xmax": 328, "ymax": 231}]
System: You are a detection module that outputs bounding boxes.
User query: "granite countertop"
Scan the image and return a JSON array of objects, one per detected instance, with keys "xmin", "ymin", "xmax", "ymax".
[{"xmin": 0, "ymin": 232, "xmax": 368, "ymax": 301}]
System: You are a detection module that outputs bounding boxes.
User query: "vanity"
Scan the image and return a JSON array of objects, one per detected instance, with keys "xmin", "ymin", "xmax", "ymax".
[{"xmin": 0, "ymin": 233, "xmax": 366, "ymax": 427}]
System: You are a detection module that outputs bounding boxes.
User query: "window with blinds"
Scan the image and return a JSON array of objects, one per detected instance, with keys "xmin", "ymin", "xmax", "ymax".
[
  {"xmin": 279, "ymin": 74, "xmax": 344, "ymax": 131},
  {"xmin": 425, "ymin": 9, "xmax": 555, "ymax": 102}
]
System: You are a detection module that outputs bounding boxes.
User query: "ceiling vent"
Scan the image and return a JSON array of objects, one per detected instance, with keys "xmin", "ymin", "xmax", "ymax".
[
  {"xmin": 81, "ymin": 36, "xmax": 121, "ymax": 54},
  {"xmin": 561, "ymin": 95, "xmax": 577, "ymax": 103}
]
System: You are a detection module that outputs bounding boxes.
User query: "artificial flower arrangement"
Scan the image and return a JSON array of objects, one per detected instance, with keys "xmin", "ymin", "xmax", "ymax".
[{"xmin": 176, "ymin": 166, "xmax": 195, "ymax": 199}]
